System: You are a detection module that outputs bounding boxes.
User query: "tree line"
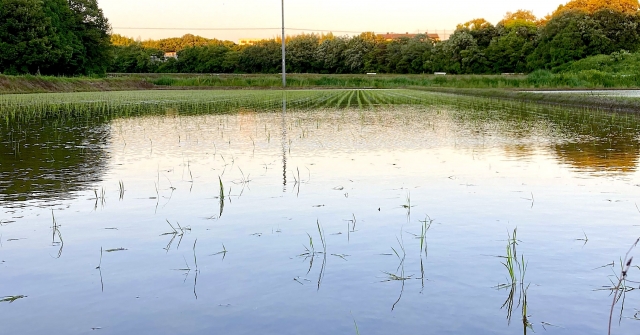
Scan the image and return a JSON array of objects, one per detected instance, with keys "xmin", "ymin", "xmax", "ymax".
[
  {"xmin": 1, "ymin": 0, "xmax": 640, "ymax": 75},
  {"xmin": 0, "ymin": 0, "xmax": 111, "ymax": 75}
]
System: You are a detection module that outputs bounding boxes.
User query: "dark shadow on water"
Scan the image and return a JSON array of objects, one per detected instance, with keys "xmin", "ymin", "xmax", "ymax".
[
  {"xmin": 449, "ymin": 99, "xmax": 640, "ymax": 174},
  {"xmin": 0, "ymin": 118, "xmax": 109, "ymax": 205}
]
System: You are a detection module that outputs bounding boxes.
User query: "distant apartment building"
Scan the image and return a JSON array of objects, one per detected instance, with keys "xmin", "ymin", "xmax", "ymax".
[
  {"xmin": 164, "ymin": 52, "xmax": 178, "ymax": 60},
  {"xmin": 238, "ymin": 39, "xmax": 263, "ymax": 46},
  {"xmin": 378, "ymin": 32, "xmax": 440, "ymax": 42}
]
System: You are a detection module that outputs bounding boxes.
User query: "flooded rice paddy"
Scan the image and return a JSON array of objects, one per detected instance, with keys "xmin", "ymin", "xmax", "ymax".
[{"xmin": 1, "ymin": 90, "xmax": 640, "ymax": 334}]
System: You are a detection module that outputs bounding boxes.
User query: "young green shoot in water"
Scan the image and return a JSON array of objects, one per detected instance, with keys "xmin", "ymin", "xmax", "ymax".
[
  {"xmin": 0, "ymin": 295, "xmax": 26, "ymax": 303},
  {"xmin": 351, "ymin": 312, "xmax": 360, "ymax": 335},
  {"xmin": 218, "ymin": 176, "xmax": 225, "ymax": 217},
  {"xmin": 51, "ymin": 210, "xmax": 63, "ymax": 258},
  {"xmin": 608, "ymin": 237, "xmax": 640, "ymax": 335},
  {"xmin": 497, "ymin": 228, "xmax": 533, "ymax": 332},
  {"xmin": 401, "ymin": 191, "xmax": 415, "ymax": 219},
  {"xmin": 118, "ymin": 180, "xmax": 125, "ymax": 200},
  {"xmin": 211, "ymin": 244, "xmax": 228, "ymax": 261}
]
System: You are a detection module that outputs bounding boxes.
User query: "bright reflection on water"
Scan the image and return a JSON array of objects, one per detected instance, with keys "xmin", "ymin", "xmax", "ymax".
[{"xmin": 1, "ymin": 101, "xmax": 640, "ymax": 335}]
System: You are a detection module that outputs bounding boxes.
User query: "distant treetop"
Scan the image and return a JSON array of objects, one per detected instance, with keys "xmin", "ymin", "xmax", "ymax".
[
  {"xmin": 500, "ymin": 10, "xmax": 538, "ymax": 28},
  {"xmin": 457, "ymin": 18, "xmax": 493, "ymax": 31},
  {"xmin": 554, "ymin": 0, "xmax": 640, "ymax": 15},
  {"xmin": 111, "ymin": 34, "xmax": 135, "ymax": 46}
]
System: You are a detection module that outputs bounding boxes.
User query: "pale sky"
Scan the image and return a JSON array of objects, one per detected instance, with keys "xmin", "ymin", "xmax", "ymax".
[{"xmin": 101, "ymin": 0, "xmax": 566, "ymax": 42}]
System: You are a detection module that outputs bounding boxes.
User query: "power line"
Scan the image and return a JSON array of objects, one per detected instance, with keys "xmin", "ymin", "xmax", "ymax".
[
  {"xmin": 112, "ymin": 27, "xmax": 439, "ymax": 34},
  {"xmin": 112, "ymin": 27, "xmax": 372, "ymax": 34},
  {"xmin": 111, "ymin": 27, "xmax": 455, "ymax": 39},
  {"xmin": 113, "ymin": 27, "xmax": 283, "ymax": 31}
]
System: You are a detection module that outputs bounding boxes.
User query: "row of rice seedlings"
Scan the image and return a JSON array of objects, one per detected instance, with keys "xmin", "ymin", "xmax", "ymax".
[
  {"xmin": 307, "ymin": 91, "xmax": 343, "ymax": 109},
  {"xmin": 345, "ymin": 90, "xmax": 357, "ymax": 109},
  {"xmin": 371, "ymin": 90, "xmax": 394, "ymax": 105},
  {"xmin": 334, "ymin": 91, "xmax": 352, "ymax": 108},
  {"xmin": 321, "ymin": 91, "xmax": 346, "ymax": 108},
  {"xmin": 360, "ymin": 90, "xmax": 375, "ymax": 107}
]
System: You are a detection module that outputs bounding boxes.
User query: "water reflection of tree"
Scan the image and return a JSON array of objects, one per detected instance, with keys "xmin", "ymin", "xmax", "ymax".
[
  {"xmin": 0, "ymin": 118, "xmax": 109, "ymax": 204},
  {"xmin": 554, "ymin": 134, "xmax": 640, "ymax": 174},
  {"xmin": 450, "ymin": 101, "xmax": 640, "ymax": 174}
]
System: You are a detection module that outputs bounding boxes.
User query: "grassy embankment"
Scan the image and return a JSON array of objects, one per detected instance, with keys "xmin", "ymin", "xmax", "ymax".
[
  {"xmin": 0, "ymin": 74, "xmax": 153, "ymax": 94},
  {"xmin": 128, "ymin": 70, "xmax": 640, "ymax": 90},
  {"xmin": 4, "ymin": 68, "xmax": 640, "ymax": 94}
]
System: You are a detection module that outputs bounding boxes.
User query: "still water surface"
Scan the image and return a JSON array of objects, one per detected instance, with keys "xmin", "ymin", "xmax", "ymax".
[{"xmin": 1, "ymin": 99, "xmax": 640, "ymax": 334}]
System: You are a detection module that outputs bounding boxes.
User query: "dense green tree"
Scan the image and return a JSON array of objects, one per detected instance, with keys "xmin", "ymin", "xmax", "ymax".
[
  {"xmin": 554, "ymin": 0, "xmax": 639, "ymax": 15},
  {"xmin": 109, "ymin": 44, "xmax": 163, "ymax": 73},
  {"xmin": 315, "ymin": 36, "xmax": 348, "ymax": 73},
  {"xmin": 528, "ymin": 9, "xmax": 640, "ymax": 70},
  {"xmin": 66, "ymin": 0, "xmax": 111, "ymax": 74},
  {"xmin": 141, "ymin": 34, "xmax": 233, "ymax": 52},
  {"xmin": 84, "ymin": 0, "xmax": 640, "ymax": 76},
  {"xmin": 237, "ymin": 40, "xmax": 281, "ymax": 73},
  {"xmin": 0, "ymin": 0, "xmax": 110, "ymax": 75},
  {"xmin": 430, "ymin": 30, "xmax": 478, "ymax": 74},
  {"xmin": 287, "ymin": 34, "xmax": 320, "ymax": 73},
  {"xmin": 527, "ymin": 10, "xmax": 590, "ymax": 69},
  {"xmin": 487, "ymin": 22, "xmax": 538, "ymax": 73},
  {"xmin": 343, "ymin": 33, "xmax": 375, "ymax": 73},
  {"xmin": 589, "ymin": 9, "xmax": 640, "ymax": 53},
  {"xmin": 177, "ymin": 45, "xmax": 233, "ymax": 73},
  {"xmin": 465, "ymin": 21, "xmax": 499, "ymax": 49},
  {"xmin": 110, "ymin": 33, "xmax": 135, "ymax": 46},
  {"xmin": 0, "ymin": 0, "xmax": 60, "ymax": 74},
  {"xmin": 501, "ymin": 10, "xmax": 538, "ymax": 28}
]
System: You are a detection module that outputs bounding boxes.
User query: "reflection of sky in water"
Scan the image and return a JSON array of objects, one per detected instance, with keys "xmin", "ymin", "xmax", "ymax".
[
  {"xmin": 526, "ymin": 90, "xmax": 640, "ymax": 97},
  {"xmin": 1, "ymin": 106, "xmax": 640, "ymax": 335}
]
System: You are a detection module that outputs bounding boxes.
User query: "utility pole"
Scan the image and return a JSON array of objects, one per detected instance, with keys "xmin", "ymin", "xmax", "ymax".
[{"xmin": 281, "ymin": 0, "xmax": 286, "ymax": 88}]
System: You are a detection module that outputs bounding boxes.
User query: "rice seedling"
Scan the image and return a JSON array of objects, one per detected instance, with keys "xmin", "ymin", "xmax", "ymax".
[
  {"xmin": 401, "ymin": 191, "xmax": 415, "ymax": 220},
  {"xmin": 576, "ymin": 230, "xmax": 589, "ymax": 245},
  {"xmin": 300, "ymin": 233, "xmax": 316, "ymax": 257},
  {"xmin": 193, "ymin": 239, "xmax": 199, "ymax": 272},
  {"xmin": 187, "ymin": 159, "xmax": 193, "ymax": 183},
  {"xmin": 608, "ymin": 237, "xmax": 640, "ymax": 335},
  {"xmin": 297, "ymin": 221, "xmax": 328, "ymax": 290},
  {"xmin": 0, "ymin": 295, "xmax": 26, "ymax": 303},
  {"xmin": 380, "ymin": 230, "xmax": 414, "ymax": 310},
  {"xmin": 317, "ymin": 220, "xmax": 327, "ymax": 255},
  {"xmin": 499, "ymin": 228, "xmax": 521, "ymax": 286},
  {"xmin": 51, "ymin": 210, "xmax": 63, "ymax": 258},
  {"xmin": 218, "ymin": 176, "xmax": 225, "ymax": 217},
  {"xmin": 522, "ymin": 284, "xmax": 534, "ymax": 334},
  {"xmin": 232, "ymin": 167, "xmax": 251, "ymax": 195},
  {"xmin": 174, "ymin": 248, "xmax": 199, "ymax": 298},
  {"xmin": 406, "ymin": 215, "xmax": 434, "ymax": 256},
  {"xmin": 211, "ymin": 244, "xmax": 228, "ymax": 261},
  {"xmin": 331, "ymin": 253, "xmax": 350, "ymax": 261},
  {"xmin": 351, "ymin": 312, "xmax": 361, "ymax": 335},
  {"xmin": 118, "ymin": 180, "xmax": 125, "ymax": 200},
  {"xmin": 92, "ymin": 187, "xmax": 106, "ymax": 209},
  {"xmin": 401, "ymin": 214, "xmax": 435, "ymax": 292},
  {"xmin": 105, "ymin": 248, "xmax": 127, "ymax": 252},
  {"xmin": 162, "ymin": 220, "xmax": 190, "ymax": 251},
  {"xmin": 345, "ymin": 214, "xmax": 357, "ymax": 242},
  {"xmin": 96, "ymin": 247, "xmax": 104, "ymax": 291},
  {"xmin": 496, "ymin": 228, "xmax": 533, "ymax": 332},
  {"xmin": 291, "ymin": 167, "xmax": 301, "ymax": 197}
]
